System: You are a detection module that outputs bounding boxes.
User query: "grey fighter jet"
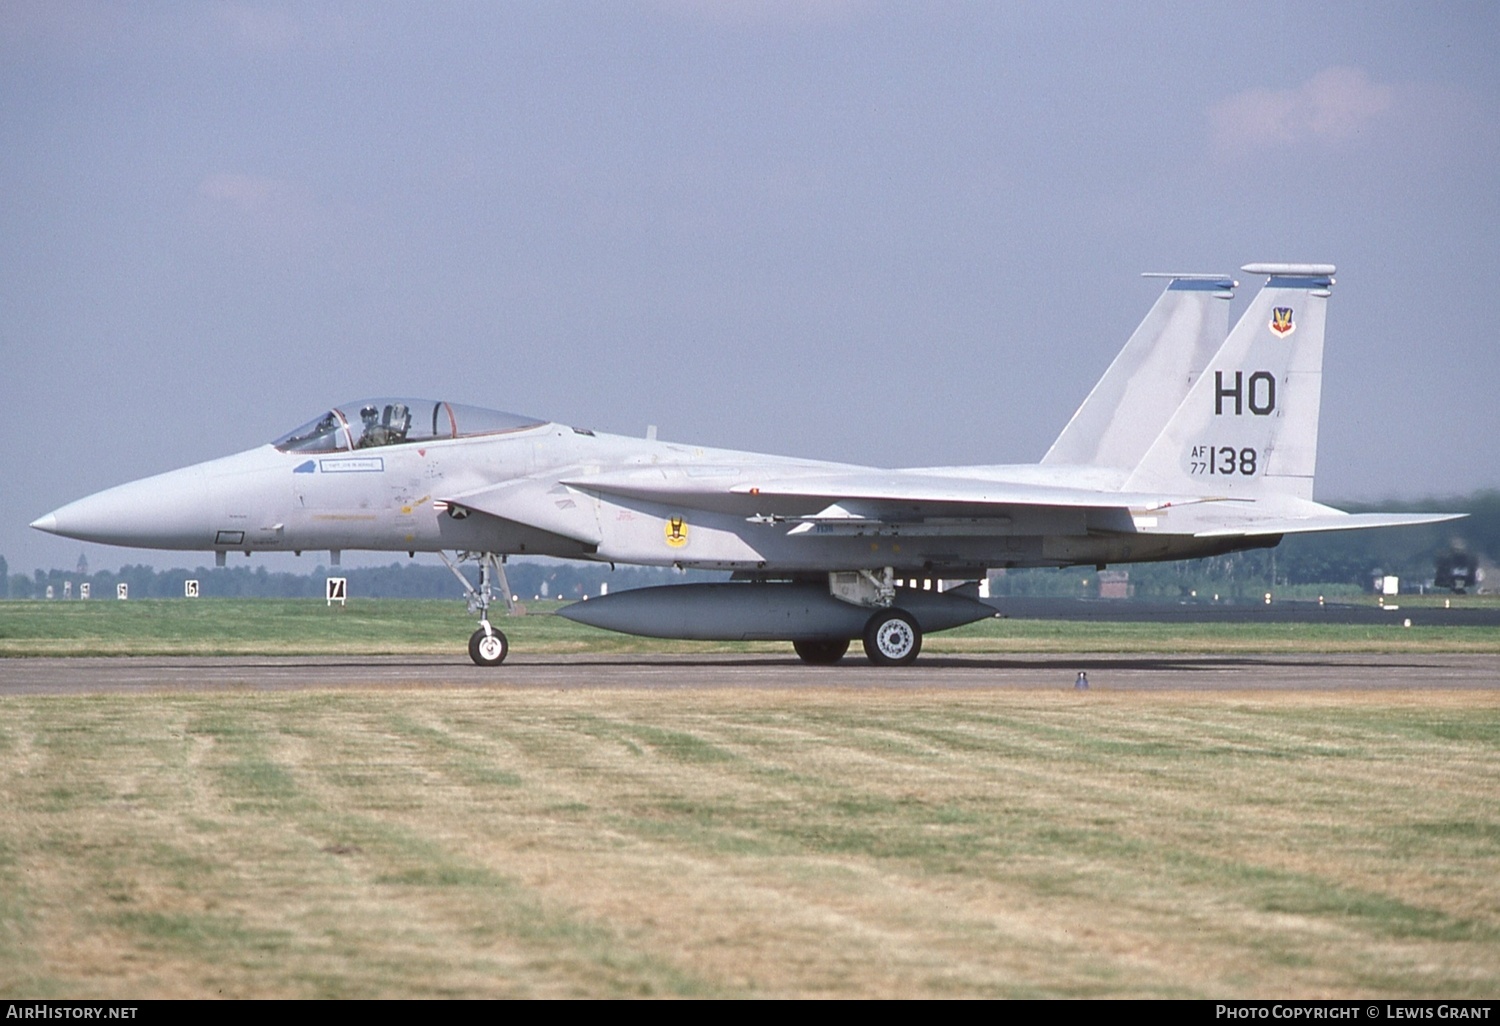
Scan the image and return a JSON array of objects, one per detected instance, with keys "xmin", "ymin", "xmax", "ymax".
[{"xmin": 32, "ymin": 264, "xmax": 1461, "ymax": 666}]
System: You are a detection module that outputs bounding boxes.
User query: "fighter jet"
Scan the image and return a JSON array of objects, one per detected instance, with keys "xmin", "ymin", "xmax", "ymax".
[{"xmin": 32, "ymin": 263, "xmax": 1461, "ymax": 666}]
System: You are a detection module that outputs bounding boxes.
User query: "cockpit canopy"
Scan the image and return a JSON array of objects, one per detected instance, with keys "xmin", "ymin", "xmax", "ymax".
[{"xmin": 273, "ymin": 399, "xmax": 545, "ymax": 453}]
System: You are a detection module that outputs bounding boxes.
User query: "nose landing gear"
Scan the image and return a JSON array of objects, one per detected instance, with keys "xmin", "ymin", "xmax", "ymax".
[{"xmin": 439, "ymin": 551, "xmax": 515, "ymax": 666}]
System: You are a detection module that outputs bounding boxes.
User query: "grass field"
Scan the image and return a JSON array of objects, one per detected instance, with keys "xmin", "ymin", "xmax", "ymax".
[
  {"xmin": 2, "ymin": 600, "xmax": 1498, "ymax": 997},
  {"xmin": 1, "ymin": 688, "xmax": 1497, "ymax": 998},
  {"xmin": 2, "ymin": 598, "xmax": 1498, "ymax": 656}
]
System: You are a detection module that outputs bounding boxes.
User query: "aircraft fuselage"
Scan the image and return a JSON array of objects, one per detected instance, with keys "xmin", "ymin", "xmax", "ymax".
[{"xmin": 35, "ymin": 423, "xmax": 1265, "ymax": 576}]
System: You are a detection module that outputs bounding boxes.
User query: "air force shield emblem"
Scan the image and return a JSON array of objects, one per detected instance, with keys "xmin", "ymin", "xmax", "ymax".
[{"xmin": 1270, "ymin": 307, "xmax": 1295, "ymax": 338}]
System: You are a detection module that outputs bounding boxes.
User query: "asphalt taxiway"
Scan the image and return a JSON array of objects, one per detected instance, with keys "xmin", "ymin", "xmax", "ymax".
[
  {"xmin": 1, "ymin": 652, "xmax": 1496, "ymax": 696},
  {"xmin": 988, "ymin": 597, "xmax": 1500, "ymax": 626}
]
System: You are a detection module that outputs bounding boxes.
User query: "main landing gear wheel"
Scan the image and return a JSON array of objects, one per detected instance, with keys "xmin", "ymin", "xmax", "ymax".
[
  {"xmin": 468, "ymin": 627, "xmax": 509, "ymax": 666},
  {"xmin": 793, "ymin": 638, "xmax": 851, "ymax": 665},
  {"xmin": 862, "ymin": 608, "xmax": 921, "ymax": 666}
]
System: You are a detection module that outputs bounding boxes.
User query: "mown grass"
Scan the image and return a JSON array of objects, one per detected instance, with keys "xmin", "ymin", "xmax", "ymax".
[
  {"xmin": 0, "ymin": 598, "xmax": 1496, "ymax": 656},
  {"xmin": 1, "ymin": 689, "xmax": 1497, "ymax": 997}
]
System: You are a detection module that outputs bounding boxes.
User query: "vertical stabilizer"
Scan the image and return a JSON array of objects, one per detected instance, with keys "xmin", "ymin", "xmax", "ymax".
[
  {"xmin": 1042, "ymin": 274, "xmax": 1234, "ymax": 468},
  {"xmin": 1124, "ymin": 264, "xmax": 1335, "ymax": 500}
]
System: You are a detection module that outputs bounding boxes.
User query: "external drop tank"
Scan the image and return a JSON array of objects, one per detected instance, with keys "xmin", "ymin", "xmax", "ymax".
[{"xmin": 556, "ymin": 581, "xmax": 995, "ymax": 641}]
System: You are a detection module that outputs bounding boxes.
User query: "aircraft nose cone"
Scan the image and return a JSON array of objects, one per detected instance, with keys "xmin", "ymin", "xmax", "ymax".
[
  {"xmin": 31, "ymin": 466, "xmax": 216, "ymax": 548},
  {"xmin": 29, "ymin": 446, "xmax": 287, "ymax": 550}
]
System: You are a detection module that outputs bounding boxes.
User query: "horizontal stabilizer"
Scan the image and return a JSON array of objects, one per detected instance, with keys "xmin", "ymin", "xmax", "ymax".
[{"xmin": 1194, "ymin": 512, "xmax": 1466, "ymax": 539}]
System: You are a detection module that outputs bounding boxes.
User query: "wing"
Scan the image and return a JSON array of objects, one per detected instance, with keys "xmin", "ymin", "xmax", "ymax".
[
  {"xmin": 560, "ymin": 466, "xmax": 1464, "ymax": 541},
  {"xmin": 560, "ymin": 466, "xmax": 1239, "ymax": 538},
  {"xmin": 564, "ymin": 466, "xmax": 1186, "ymax": 509}
]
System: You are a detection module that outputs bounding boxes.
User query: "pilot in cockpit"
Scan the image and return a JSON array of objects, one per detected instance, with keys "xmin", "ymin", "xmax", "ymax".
[
  {"xmin": 355, "ymin": 402, "xmax": 412, "ymax": 448},
  {"xmin": 356, "ymin": 405, "xmax": 384, "ymax": 448}
]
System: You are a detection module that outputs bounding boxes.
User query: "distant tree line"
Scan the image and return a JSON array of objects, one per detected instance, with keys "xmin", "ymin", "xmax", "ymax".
[
  {"xmin": 0, "ymin": 558, "xmax": 716, "ymax": 602},
  {"xmin": 990, "ymin": 491, "xmax": 1498, "ymax": 600},
  {"xmin": 6, "ymin": 492, "xmax": 1496, "ymax": 602}
]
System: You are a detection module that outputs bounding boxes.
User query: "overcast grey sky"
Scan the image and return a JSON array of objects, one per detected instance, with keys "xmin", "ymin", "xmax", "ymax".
[{"xmin": 4, "ymin": 1, "xmax": 1498, "ymax": 573}]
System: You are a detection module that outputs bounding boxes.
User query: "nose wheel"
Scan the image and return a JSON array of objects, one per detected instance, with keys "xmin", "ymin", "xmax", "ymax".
[{"xmin": 468, "ymin": 625, "xmax": 509, "ymax": 666}]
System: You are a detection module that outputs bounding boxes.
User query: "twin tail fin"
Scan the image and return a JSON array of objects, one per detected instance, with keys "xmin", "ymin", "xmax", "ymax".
[{"xmin": 1123, "ymin": 264, "xmax": 1335, "ymax": 501}]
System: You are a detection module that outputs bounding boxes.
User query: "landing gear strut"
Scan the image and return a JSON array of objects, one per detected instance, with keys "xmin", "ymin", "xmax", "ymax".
[
  {"xmin": 829, "ymin": 567, "xmax": 924, "ymax": 666},
  {"xmin": 439, "ymin": 551, "xmax": 514, "ymax": 666}
]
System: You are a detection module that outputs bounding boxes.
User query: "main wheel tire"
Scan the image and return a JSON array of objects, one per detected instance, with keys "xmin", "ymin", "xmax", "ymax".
[
  {"xmin": 468, "ymin": 627, "xmax": 509, "ymax": 666},
  {"xmin": 793, "ymin": 638, "xmax": 851, "ymax": 665},
  {"xmin": 862, "ymin": 608, "xmax": 922, "ymax": 666}
]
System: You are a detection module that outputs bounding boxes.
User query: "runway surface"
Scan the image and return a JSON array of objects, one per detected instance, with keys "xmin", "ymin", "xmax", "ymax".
[
  {"xmin": 989, "ymin": 597, "xmax": 1500, "ymax": 626},
  {"xmin": 1, "ymin": 652, "xmax": 1496, "ymax": 695}
]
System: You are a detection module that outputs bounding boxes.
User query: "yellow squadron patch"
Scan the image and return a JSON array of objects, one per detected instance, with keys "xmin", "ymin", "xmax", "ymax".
[{"xmin": 665, "ymin": 516, "xmax": 689, "ymax": 548}]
